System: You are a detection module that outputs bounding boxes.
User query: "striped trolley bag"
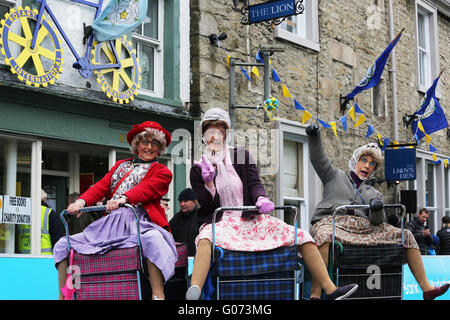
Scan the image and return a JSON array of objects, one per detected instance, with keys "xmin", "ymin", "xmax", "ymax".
[
  {"xmin": 60, "ymin": 204, "xmax": 184, "ymax": 300},
  {"xmin": 330, "ymin": 204, "xmax": 407, "ymax": 300},
  {"xmin": 203, "ymin": 205, "xmax": 304, "ymax": 300},
  {"xmin": 164, "ymin": 242, "xmax": 188, "ymax": 300}
]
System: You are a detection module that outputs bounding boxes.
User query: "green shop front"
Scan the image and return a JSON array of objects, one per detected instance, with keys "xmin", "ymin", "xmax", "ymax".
[{"xmin": 0, "ymin": 81, "xmax": 194, "ymax": 299}]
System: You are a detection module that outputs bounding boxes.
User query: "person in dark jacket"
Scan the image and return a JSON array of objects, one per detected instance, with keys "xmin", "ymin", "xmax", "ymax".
[
  {"xmin": 406, "ymin": 208, "xmax": 432, "ymax": 255},
  {"xmin": 169, "ymin": 188, "xmax": 200, "ymax": 256},
  {"xmin": 437, "ymin": 216, "xmax": 450, "ymax": 255},
  {"xmin": 185, "ymin": 108, "xmax": 358, "ymax": 300},
  {"xmin": 43, "ymin": 191, "xmax": 65, "ymax": 248}
]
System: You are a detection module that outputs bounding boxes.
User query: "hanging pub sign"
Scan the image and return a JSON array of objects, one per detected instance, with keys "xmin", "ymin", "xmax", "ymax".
[
  {"xmin": 241, "ymin": 0, "xmax": 305, "ymax": 26},
  {"xmin": 384, "ymin": 146, "xmax": 417, "ymax": 182}
]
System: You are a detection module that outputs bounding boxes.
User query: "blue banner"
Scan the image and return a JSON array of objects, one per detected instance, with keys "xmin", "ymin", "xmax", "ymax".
[
  {"xmin": 249, "ymin": 0, "xmax": 296, "ymax": 24},
  {"xmin": 403, "ymin": 256, "xmax": 450, "ymax": 300},
  {"xmin": 384, "ymin": 147, "xmax": 416, "ymax": 181}
]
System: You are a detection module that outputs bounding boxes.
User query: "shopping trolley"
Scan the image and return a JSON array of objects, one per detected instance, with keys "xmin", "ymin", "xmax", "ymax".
[
  {"xmin": 330, "ymin": 204, "xmax": 407, "ymax": 300},
  {"xmin": 204, "ymin": 205, "xmax": 303, "ymax": 300},
  {"xmin": 60, "ymin": 203, "xmax": 187, "ymax": 300}
]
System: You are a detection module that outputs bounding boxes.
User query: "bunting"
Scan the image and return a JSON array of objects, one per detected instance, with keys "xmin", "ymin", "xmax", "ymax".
[{"xmin": 215, "ymin": 44, "xmax": 450, "ymax": 168}]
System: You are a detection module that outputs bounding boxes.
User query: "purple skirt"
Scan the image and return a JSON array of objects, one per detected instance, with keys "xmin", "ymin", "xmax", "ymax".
[{"xmin": 53, "ymin": 207, "xmax": 177, "ymax": 282}]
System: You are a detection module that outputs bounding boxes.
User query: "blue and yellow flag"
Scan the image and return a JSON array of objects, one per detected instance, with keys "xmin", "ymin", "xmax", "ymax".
[
  {"xmin": 344, "ymin": 29, "xmax": 404, "ymax": 101},
  {"xmin": 92, "ymin": 0, "xmax": 148, "ymax": 42},
  {"xmin": 411, "ymin": 72, "xmax": 448, "ymax": 140}
]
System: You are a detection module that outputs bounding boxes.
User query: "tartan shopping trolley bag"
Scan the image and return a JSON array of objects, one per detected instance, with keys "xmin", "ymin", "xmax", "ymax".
[
  {"xmin": 60, "ymin": 203, "xmax": 183, "ymax": 300},
  {"xmin": 204, "ymin": 205, "xmax": 304, "ymax": 300},
  {"xmin": 330, "ymin": 204, "xmax": 407, "ymax": 300}
]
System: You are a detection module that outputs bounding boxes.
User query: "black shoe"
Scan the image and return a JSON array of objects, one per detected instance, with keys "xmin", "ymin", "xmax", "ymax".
[{"xmin": 326, "ymin": 284, "xmax": 358, "ymax": 300}]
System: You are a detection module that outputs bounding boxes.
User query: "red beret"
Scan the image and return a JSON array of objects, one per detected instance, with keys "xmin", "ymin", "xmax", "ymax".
[{"xmin": 126, "ymin": 121, "xmax": 171, "ymax": 146}]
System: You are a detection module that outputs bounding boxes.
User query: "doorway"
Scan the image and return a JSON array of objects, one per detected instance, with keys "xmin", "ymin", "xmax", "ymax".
[{"xmin": 42, "ymin": 175, "xmax": 67, "ymax": 215}]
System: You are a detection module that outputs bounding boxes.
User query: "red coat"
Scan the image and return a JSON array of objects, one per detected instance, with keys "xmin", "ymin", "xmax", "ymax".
[{"xmin": 79, "ymin": 158, "xmax": 173, "ymax": 231}]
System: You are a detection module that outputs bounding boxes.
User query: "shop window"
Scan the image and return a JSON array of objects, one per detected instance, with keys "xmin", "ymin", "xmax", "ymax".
[
  {"xmin": 132, "ymin": 0, "xmax": 163, "ymax": 97},
  {"xmin": 80, "ymin": 154, "xmax": 109, "ymax": 194},
  {"xmin": 0, "ymin": 137, "xmax": 32, "ymax": 254}
]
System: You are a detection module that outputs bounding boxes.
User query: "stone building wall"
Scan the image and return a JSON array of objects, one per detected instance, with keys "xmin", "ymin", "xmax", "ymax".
[{"xmin": 190, "ymin": 0, "xmax": 450, "ymax": 205}]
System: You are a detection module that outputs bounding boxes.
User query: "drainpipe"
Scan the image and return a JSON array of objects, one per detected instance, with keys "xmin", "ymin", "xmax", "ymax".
[{"xmin": 388, "ymin": 0, "xmax": 399, "ymax": 203}]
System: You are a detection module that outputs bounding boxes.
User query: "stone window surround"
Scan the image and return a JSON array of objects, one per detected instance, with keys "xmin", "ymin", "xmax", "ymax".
[{"xmin": 274, "ymin": 0, "xmax": 320, "ymax": 52}]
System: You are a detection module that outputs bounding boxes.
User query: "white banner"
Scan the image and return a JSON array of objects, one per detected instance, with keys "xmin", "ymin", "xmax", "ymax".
[{"xmin": 1, "ymin": 196, "xmax": 32, "ymax": 224}]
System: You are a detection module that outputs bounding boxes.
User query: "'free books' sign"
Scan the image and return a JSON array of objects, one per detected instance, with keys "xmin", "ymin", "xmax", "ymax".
[{"xmin": 1, "ymin": 196, "xmax": 32, "ymax": 224}]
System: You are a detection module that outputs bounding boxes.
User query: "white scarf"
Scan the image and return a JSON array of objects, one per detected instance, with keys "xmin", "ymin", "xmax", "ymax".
[{"xmin": 203, "ymin": 145, "xmax": 243, "ymax": 207}]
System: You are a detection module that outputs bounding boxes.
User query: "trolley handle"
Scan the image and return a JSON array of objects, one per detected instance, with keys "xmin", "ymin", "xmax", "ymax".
[
  {"xmin": 211, "ymin": 205, "xmax": 300, "ymax": 262},
  {"xmin": 330, "ymin": 204, "xmax": 406, "ymax": 264},
  {"xmin": 59, "ymin": 203, "xmax": 140, "ymax": 252}
]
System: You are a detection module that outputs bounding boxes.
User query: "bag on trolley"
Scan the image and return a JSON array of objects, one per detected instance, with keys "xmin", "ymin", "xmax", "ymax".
[
  {"xmin": 61, "ymin": 204, "xmax": 186, "ymax": 300},
  {"xmin": 328, "ymin": 204, "xmax": 407, "ymax": 300},
  {"xmin": 202, "ymin": 205, "xmax": 304, "ymax": 300}
]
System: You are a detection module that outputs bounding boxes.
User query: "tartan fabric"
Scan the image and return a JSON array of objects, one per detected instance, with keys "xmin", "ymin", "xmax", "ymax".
[
  {"xmin": 335, "ymin": 265, "xmax": 403, "ymax": 300},
  {"xmin": 332, "ymin": 244, "xmax": 405, "ymax": 300},
  {"xmin": 175, "ymin": 242, "xmax": 188, "ymax": 268},
  {"xmin": 218, "ymin": 271, "xmax": 297, "ymax": 300},
  {"xmin": 75, "ymin": 272, "xmax": 141, "ymax": 300},
  {"xmin": 333, "ymin": 244, "xmax": 406, "ymax": 268},
  {"xmin": 207, "ymin": 246, "xmax": 301, "ymax": 300},
  {"xmin": 73, "ymin": 247, "xmax": 141, "ymax": 275},
  {"xmin": 215, "ymin": 245, "xmax": 300, "ymax": 277},
  {"xmin": 72, "ymin": 247, "xmax": 148, "ymax": 300}
]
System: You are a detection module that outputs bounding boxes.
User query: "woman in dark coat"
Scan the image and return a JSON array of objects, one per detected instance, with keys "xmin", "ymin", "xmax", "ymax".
[{"xmin": 185, "ymin": 108, "xmax": 358, "ymax": 300}]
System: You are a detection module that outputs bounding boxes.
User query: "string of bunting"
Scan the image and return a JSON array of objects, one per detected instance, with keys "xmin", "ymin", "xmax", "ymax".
[{"xmin": 219, "ymin": 40, "xmax": 449, "ymax": 168}]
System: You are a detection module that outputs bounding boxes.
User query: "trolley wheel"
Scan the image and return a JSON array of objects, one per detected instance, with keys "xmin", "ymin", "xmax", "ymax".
[{"xmin": 0, "ymin": 6, "xmax": 63, "ymax": 87}]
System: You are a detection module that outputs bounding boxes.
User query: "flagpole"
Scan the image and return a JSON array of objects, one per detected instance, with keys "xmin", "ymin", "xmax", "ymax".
[{"xmin": 388, "ymin": 1, "xmax": 401, "ymax": 203}]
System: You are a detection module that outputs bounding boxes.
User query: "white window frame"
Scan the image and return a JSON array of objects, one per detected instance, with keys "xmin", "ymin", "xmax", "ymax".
[
  {"xmin": 414, "ymin": 149, "xmax": 448, "ymax": 234},
  {"xmin": 132, "ymin": 0, "xmax": 164, "ymax": 99},
  {"xmin": 414, "ymin": 0, "xmax": 440, "ymax": 96},
  {"xmin": 276, "ymin": 118, "xmax": 312, "ymax": 231},
  {"xmin": 445, "ymin": 166, "xmax": 450, "ymax": 217},
  {"xmin": 274, "ymin": 0, "xmax": 319, "ymax": 52}
]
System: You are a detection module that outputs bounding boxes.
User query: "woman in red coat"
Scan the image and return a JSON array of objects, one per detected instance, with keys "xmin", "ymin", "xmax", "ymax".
[{"xmin": 53, "ymin": 121, "xmax": 177, "ymax": 300}]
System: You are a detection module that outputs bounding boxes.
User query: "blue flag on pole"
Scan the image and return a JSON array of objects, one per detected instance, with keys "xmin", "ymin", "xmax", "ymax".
[
  {"xmin": 345, "ymin": 29, "xmax": 404, "ymax": 101},
  {"xmin": 411, "ymin": 72, "xmax": 448, "ymax": 140},
  {"xmin": 92, "ymin": 0, "xmax": 148, "ymax": 42}
]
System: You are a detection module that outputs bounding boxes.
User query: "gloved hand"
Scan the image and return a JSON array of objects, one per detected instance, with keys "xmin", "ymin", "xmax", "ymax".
[
  {"xmin": 369, "ymin": 198, "xmax": 384, "ymax": 212},
  {"xmin": 255, "ymin": 196, "xmax": 274, "ymax": 213},
  {"xmin": 194, "ymin": 155, "xmax": 215, "ymax": 183},
  {"xmin": 369, "ymin": 198, "xmax": 384, "ymax": 226},
  {"xmin": 306, "ymin": 124, "xmax": 320, "ymax": 137}
]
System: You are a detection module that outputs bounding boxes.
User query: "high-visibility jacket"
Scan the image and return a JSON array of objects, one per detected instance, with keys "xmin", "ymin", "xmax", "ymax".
[{"xmin": 17, "ymin": 206, "xmax": 53, "ymax": 254}]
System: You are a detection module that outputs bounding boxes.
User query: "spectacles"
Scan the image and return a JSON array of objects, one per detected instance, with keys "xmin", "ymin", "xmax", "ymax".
[
  {"xmin": 360, "ymin": 157, "xmax": 377, "ymax": 167},
  {"xmin": 203, "ymin": 128, "xmax": 226, "ymax": 139},
  {"xmin": 141, "ymin": 139, "xmax": 162, "ymax": 148}
]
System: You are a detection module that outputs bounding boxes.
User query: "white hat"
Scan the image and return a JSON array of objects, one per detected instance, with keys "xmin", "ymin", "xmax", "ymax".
[
  {"xmin": 348, "ymin": 143, "xmax": 383, "ymax": 173},
  {"xmin": 200, "ymin": 108, "xmax": 231, "ymax": 133}
]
